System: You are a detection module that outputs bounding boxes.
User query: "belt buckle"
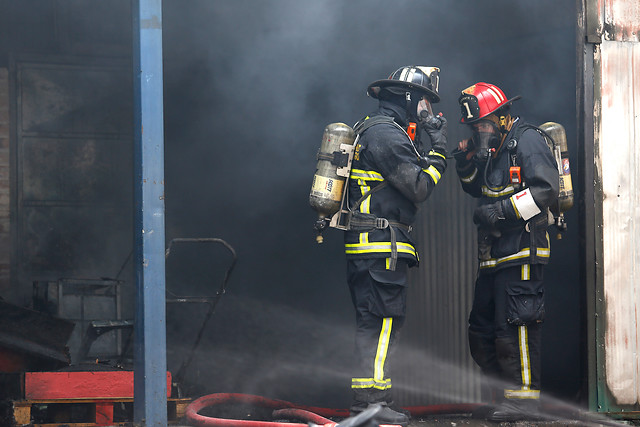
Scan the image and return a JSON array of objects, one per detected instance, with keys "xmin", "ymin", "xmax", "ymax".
[{"xmin": 375, "ymin": 218, "xmax": 389, "ymax": 229}]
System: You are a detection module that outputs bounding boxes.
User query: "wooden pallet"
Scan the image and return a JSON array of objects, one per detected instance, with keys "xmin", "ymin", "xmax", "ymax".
[{"xmin": 11, "ymin": 397, "xmax": 191, "ymax": 426}]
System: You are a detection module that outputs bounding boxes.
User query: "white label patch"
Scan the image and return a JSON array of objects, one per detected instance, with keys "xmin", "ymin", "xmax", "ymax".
[{"xmin": 512, "ymin": 189, "xmax": 541, "ymax": 220}]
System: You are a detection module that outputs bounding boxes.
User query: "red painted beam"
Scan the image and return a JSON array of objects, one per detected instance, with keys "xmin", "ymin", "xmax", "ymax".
[{"xmin": 25, "ymin": 371, "xmax": 172, "ymax": 399}]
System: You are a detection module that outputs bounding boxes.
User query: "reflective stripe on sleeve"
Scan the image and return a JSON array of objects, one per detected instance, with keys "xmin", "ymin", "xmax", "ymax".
[
  {"xmin": 423, "ymin": 165, "xmax": 441, "ymax": 184},
  {"xmin": 460, "ymin": 168, "xmax": 478, "ymax": 184},
  {"xmin": 482, "ymin": 185, "xmax": 516, "ymax": 198}
]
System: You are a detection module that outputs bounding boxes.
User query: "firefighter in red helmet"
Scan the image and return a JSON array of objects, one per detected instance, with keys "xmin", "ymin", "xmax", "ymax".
[
  {"xmin": 345, "ymin": 66, "xmax": 447, "ymax": 426},
  {"xmin": 453, "ymin": 82, "xmax": 559, "ymax": 421}
]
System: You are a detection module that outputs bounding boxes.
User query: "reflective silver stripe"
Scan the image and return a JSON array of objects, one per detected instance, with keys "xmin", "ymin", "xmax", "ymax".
[
  {"xmin": 521, "ymin": 264, "xmax": 530, "ymax": 280},
  {"xmin": 481, "ymin": 185, "xmax": 516, "ymax": 198},
  {"xmin": 428, "ymin": 150, "xmax": 446, "ymax": 159},
  {"xmin": 460, "ymin": 168, "xmax": 478, "ymax": 183},
  {"xmin": 374, "ymin": 318, "xmax": 393, "ymax": 382},
  {"xmin": 345, "ymin": 242, "xmax": 417, "ymax": 257},
  {"xmin": 351, "ymin": 377, "xmax": 392, "ymax": 390},
  {"xmin": 504, "ymin": 389, "xmax": 540, "ymax": 399},
  {"xmin": 478, "ymin": 247, "xmax": 550, "ymax": 269},
  {"xmin": 351, "ymin": 169, "xmax": 384, "ymax": 181},
  {"xmin": 423, "ymin": 165, "xmax": 441, "ymax": 184},
  {"xmin": 519, "ymin": 326, "xmax": 531, "ymax": 389}
]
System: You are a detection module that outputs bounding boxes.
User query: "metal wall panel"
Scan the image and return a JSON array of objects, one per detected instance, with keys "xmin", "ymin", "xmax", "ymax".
[
  {"xmin": 598, "ymin": 39, "xmax": 640, "ymax": 407},
  {"xmin": 394, "ymin": 170, "xmax": 481, "ymax": 405}
]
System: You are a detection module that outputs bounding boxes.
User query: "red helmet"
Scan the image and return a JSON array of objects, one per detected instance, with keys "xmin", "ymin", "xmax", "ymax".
[{"xmin": 458, "ymin": 82, "xmax": 521, "ymax": 124}]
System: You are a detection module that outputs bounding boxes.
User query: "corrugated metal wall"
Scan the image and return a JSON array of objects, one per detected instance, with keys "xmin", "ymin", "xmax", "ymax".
[
  {"xmin": 395, "ymin": 168, "xmax": 481, "ymax": 405},
  {"xmin": 588, "ymin": 0, "xmax": 640, "ymax": 413}
]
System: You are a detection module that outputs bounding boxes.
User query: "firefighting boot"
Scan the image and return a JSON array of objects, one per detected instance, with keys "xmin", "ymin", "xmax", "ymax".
[
  {"xmin": 486, "ymin": 397, "xmax": 541, "ymax": 422},
  {"xmin": 349, "ymin": 402, "xmax": 409, "ymax": 427},
  {"xmin": 350, "ymin": 389, "xmax": 409, "ymax": 427}
]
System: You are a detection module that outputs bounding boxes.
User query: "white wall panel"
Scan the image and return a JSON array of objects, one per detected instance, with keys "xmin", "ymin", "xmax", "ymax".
[{"xmin": 599, "ymin": 39, "xmax": 640, "ymax": 405}]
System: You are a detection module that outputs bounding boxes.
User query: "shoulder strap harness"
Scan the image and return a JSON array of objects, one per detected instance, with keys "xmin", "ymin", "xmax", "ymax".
[{"xmin": 339, "ymin": 115, "xmax": 414, "ymax": 270}]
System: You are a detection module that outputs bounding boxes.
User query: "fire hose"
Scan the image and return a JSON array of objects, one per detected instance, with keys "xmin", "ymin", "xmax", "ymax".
[{"xmin": 185, "ymin": 392, "xmax": 482, "ymax": 426}]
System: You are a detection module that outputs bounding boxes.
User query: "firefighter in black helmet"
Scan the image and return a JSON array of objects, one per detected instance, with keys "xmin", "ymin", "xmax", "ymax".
[
  {"xmin": 345, "ymin": 66, "xmax": 447, "ymax": 426},
  {"xmin": 453, "ymin": 82, "xmax": 559, "ymax": 422}
]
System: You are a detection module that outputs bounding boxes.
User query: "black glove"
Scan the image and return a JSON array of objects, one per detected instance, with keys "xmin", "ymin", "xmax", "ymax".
[
  {"xmin": 419, "ymin": 112, "xmax": 448, "ymax": 155},
  {"xmin": 473, "ymin": 201, "xmax": 506, "ymax": 227},
  {"xmin": 418, "ymin": 154, "xmax": 447, "ymax": 172},
  {"xmin": 473, "ymin": 200, "xmax": 517, "ymax": 226},
  {"xmin": 452, "ymin": 148, "xmax": 470, "ymax": 163}
]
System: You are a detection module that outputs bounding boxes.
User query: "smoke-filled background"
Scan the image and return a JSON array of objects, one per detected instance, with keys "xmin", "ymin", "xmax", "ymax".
[
  {"xmin": 0, "ymin": 0, "xmax": 581, "ymax": 411},
  {"xmin": 158, "ymin": 0, "xmax": 580, "ymax": 408}
]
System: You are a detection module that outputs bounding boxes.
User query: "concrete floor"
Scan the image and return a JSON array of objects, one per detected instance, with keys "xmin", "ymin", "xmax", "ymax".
[
  {"xmin": 172, "ymin": 412, "xmax": 633, "ymax": 427},
  {"xmin": 406, "ymin": 413, "xmax": 631, "ymax": 427}
]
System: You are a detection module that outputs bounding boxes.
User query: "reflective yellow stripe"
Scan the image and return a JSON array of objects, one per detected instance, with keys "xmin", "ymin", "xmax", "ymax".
[
  {"xmin": 479, "ymin": 247, "xmax": 550, "ymax": 269},
  {"xmin": 521, "ymin": 264, "xmax": 530, "ymax": 280},
  {"xmin": 509, "ymin": 196, "xmax": 522, "ymax": 219},
  {"xmin": 345, "ymin": 242, "xmax": 417, "ymax": 257},
  {"xmin": 428, "ymin": 150, "xmax": 446, "ymax": 159},
  {"xmin": 423, "ymin": 165, "xmax": 441, "ymax": 184},
  {"xmin": 351, "ymin": 169, "xmax": 384, "ymax": 181},
  {"xmin": 374, "ymin": 318, "xmax": 393, "ymax": 382},
  {"xmin": 359, "ymin": 182, "xmax": 371, "ymax": 214},
  {"xmin": 460, "ymin": 168, "xmax": 478, "ymax": 183},
  {"xmin": 519, "ymin": 325, "xmax": 531, "ymax": 389},
  {"xmin": 351, "ymin": 377, "xmax": 392, "ymax": 390},
  {"xmin": 481, "ymin": 185, "xmax": 516, "ymax": 198}
]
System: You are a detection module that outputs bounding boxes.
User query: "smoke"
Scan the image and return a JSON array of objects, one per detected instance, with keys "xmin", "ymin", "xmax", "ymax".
[{"xmin": 159, "ymin": 0, "xmax": 581, "ymax": 408}]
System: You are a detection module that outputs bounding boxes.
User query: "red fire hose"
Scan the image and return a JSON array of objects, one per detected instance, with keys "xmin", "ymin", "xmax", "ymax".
[{"xmin": 185, "ymin": 392, "xmax": 482, "ymax": 426}]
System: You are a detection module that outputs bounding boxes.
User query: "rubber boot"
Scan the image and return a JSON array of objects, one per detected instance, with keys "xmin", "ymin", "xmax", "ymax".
[
  {"xmin": 486, "ymin": 398, "xmax": 541, "ymax": 422},
  {"xmin": 349, "ymin": 402, "xmax": 409, "ymax": 426},
  {"xmin": 350, "ymin": 390, "xmax": 409, "ymax": 426}
]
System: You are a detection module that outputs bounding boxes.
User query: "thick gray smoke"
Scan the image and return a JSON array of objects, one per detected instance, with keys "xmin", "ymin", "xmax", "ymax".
[{"xmin": 160, "ymin": 0, "xmax": 580, "ymax": 407}]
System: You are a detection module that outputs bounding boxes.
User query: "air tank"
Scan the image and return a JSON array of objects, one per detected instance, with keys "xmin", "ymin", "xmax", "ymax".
[
  {"xmin": 539, "ymin": 122, "xmax": 574, "ymax": 213},
  {"xmin": 309, "ymin": 123, "xmax": 356, "ymax": 243}
]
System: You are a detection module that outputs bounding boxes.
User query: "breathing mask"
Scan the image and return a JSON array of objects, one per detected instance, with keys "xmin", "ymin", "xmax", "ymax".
[
  {"xmin": 417, "ymin": 98, "xmax": 433, "ymax": 121},
  {"xmin": 470, "ymin": 119, "xmax": 501, "ymax": 163}
]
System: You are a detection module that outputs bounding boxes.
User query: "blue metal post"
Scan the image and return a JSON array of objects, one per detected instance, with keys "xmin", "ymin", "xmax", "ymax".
[{"xmin": 132, "ymin": 0, "xmax": 167, "ymax": 425}]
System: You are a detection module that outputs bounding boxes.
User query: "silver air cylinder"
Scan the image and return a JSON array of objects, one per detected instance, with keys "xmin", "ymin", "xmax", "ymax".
[
  {"xmin": 539, "ymin": 122, "xmax": 574, "ymax": 213},
  {"xmin": 309, "ymin": 123, "xmax": 356, "ymax": 243}
]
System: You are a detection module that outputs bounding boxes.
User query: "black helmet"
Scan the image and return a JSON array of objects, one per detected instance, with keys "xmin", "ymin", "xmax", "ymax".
[{"xmin": 367, "ymin": 66, "xmax": 440, "ymax": 103}]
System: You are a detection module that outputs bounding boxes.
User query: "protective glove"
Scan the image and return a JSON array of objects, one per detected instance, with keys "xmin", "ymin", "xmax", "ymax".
[
  {"xmin": 452, "ymin": 148, "xmax": 470, "ymax": 163},
  {"xmin": 473, "ymin": 199, "xmax": 520, "ymax": 227},
  {"xmin": 419, "ymin": 112, "xmax": 448, "ymax": 156},
  {"xmin": 452, "ymin": 139, "xmax": 475, "ymax": 168},
  {"xmin": 418, "ymin": 154, "xmax": 447, "ymax": 172}
]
